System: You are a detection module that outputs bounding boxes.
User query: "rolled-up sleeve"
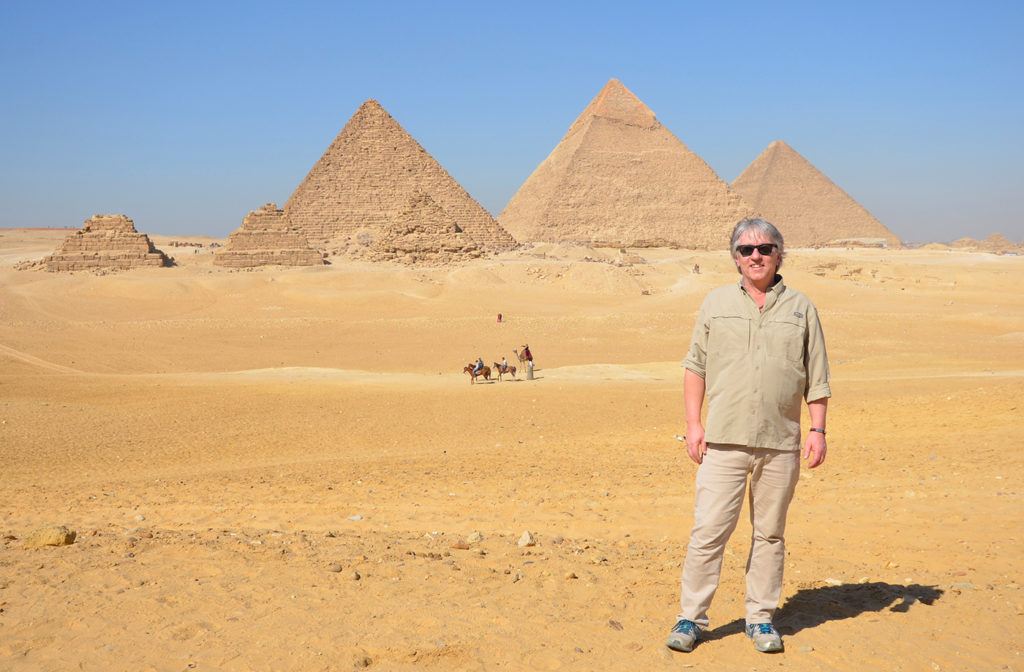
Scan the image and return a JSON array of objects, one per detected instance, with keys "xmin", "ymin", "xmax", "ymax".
[
  {"xmin": 804, "ymin": 305, "xmax": 831, "ymax": 402},
  {"xmin": 682, "ymin": 299, "xmax": 710, "ymax": 378}
]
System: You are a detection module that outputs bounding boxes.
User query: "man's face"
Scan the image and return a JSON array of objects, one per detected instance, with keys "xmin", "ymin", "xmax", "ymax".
[{"xmin": 733, "ymin": 229, "xmax": 781, "ymax": 287}]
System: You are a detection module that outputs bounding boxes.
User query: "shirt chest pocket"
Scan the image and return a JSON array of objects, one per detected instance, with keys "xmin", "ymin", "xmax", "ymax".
[
  {"xmin": 763, "ymin": 318, "xmax": 805, "ymax": 362},
  {"xmin": 708, "ymin": 315, "xmax": 750, "ymax": 357}
]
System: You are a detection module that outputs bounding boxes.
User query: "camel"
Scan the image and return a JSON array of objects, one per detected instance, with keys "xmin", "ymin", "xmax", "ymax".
[
  {"xmin": 493, "ymin": 361, "xmax": 517, "ymax": 381},
  {"xmin": 512, "ymin": 349, "xmax": 528, "ymax": 367},
  {"xmin": 463, "ymin": 364, "xmax": 491, "ymax": 384}
]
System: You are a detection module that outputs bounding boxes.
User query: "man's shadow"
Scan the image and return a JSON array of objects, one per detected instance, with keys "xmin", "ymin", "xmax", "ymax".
[{"xmin": 702, "ymin": 582, "xmax": 944, "ymax": 640}]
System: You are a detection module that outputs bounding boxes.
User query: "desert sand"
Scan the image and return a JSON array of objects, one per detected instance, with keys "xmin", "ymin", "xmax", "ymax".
[{"xmin": 1, "ymin": 229, "xmax": 1021, "ymax": 671}]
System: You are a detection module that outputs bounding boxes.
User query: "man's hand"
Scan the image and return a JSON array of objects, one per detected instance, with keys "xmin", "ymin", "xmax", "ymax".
[
  {"xmin": 802, "ymin": 431, "xmax": 827, "ymax": 468},
  {"xmin": 685, "ymin": 424, "xmax": 707, "ymax": 465}
]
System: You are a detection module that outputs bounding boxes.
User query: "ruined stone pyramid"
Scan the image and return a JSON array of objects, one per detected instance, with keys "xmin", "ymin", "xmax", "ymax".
[
  {"xmin": 283, "ymin": 99, "xmax": 516, "ymax": 255},
  {"xmin": 954, "ymin": 233, "xmax": 1020, "ymax": 254},
  {"xmin": 498, "ymin": 78, "xmax": 753, "ymax": 248},
  {"xmin": 979, "ymin": 233, "xmax": 1020, "ymax": 254},
  {"xmin": 40, "ymin": 214, "xmax": 169, "ymax": 271},
  {"xmin": 369, "ymin": 190, "xmax": 482, "ymax": 265},
  {"xmin": 214, "ymin": 203, "xmax": 324, "ymax": 268},
  {"xmin": 731, "ymin": 140, "xmax": 902, "ymax": 248}
]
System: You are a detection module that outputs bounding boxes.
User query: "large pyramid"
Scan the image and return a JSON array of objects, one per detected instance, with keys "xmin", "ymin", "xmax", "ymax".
[
  {"xmin": 731, "ymin": 140, "xmax": 902, "ymax": 248},
  {"xmin": 283, "ymin": 99, "xmax": 516, "ymax": 255},
  {"xmin": 498, "ymin": 78, "xmax": 754, "ymax": 248}
]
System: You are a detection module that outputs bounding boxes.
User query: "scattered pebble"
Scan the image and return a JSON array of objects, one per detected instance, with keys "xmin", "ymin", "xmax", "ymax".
[
  {"xmin": 518, "ymin": 531, "xmax": 536, "ymax": 547},
  {"xmin": 327, "ymin": 563, "xmax": 344, "ymax": 573}
]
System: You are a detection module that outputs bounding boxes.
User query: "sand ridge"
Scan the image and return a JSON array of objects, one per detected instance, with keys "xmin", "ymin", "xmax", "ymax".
[{"xmin": 1, "ymin": 228, "xmax": 1022, "ymax": 671}]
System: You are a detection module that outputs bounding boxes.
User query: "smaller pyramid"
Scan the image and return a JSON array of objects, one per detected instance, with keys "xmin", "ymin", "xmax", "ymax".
[
  {"xmin": 214, "ymin": 203, "xmax": 323, "ymax": 268},
  {"xmin": 39, "ymin": 214, "xmax": 169, "ymax": 272},
  {"xmin": 499, "ymin": 78, "xmax": 753, "ymax": 249},
  {"xmin": 731, "ymin": 141, "xmax": 902, "ymax": 248},
  {"xmin": 369, "ymin": 191, "xmax": 482, "ymax": 265}
]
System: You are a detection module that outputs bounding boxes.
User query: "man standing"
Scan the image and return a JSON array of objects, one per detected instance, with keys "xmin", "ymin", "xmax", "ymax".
[{"xmin": 667, "ymin": 218, "xmax": 830, "ymax": 654}]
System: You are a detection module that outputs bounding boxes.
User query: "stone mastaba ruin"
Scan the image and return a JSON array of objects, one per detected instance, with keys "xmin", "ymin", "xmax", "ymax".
[
  {"xmin": 498, "ymin": 78, "xmax": 754, "ymax": 249},
  {"xmin": 39, "ymin": 214, "xmax": 169, "ymax": 272},
  {"xmin": 731, "ymin": 140, "xmax": 902, "ymax": 248},
  {"xmin": 368, "ymin": 190, "xmax": 483, "ymax": 265},
  {"xmin": 214, "ymin": 203, "xmax": 323, "ymax": 268},
  {"xmin": 284, "ymin": 99, "xmax": 516, "ymax": 257}
]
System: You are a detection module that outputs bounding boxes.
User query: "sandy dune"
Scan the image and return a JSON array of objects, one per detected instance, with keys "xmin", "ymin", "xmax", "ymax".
[{"xmin": 1, "ymin": 229, "xmax": 1022, "ymax": 671}]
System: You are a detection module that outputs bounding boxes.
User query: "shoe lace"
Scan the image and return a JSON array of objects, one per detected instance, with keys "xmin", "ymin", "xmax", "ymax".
[
  {"xmin": 674, "ymin": 620, "xmax": 696, "ymax": 634},
  {"xmin": 755, "ymin": 623, "xmax": 774, "ymax": 635}
]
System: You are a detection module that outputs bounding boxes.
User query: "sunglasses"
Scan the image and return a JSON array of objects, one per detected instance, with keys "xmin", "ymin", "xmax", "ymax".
[{"xmin": 735, "ymin": 243, "xmax": 777, "ymax": 257}]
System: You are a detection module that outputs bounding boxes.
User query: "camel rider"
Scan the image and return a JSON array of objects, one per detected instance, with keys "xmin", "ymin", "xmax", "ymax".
[{"xmin": 474, "ymin": 357, "xmax": 484, "ymax": 375}]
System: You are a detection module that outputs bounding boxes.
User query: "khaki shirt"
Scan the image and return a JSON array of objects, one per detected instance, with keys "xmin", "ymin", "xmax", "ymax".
[{"xmin": 683, "ymin": 276, "xmax": 831, "ymax": 451}]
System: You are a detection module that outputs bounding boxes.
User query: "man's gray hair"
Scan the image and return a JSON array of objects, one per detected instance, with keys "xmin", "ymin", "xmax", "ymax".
[{"xmin": 730, "ymin": 218, "xmax": 785, "ymax": 270}]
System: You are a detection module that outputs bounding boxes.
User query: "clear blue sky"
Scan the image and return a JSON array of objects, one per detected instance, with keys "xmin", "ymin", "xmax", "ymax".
[{"xmin": 2, "ymin": 1, "xmax": 1021, "ymax": 243}]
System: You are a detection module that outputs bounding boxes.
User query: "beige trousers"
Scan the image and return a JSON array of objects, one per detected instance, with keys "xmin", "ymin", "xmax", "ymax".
[{"xmin": 678, "ymin": 445, "xmax": 800, "ymax": 628}]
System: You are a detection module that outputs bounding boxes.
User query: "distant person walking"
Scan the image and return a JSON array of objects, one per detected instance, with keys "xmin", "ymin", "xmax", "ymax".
[{"xmin": 667, "ymin": 218, "xmax": 831, "ymax": 655}]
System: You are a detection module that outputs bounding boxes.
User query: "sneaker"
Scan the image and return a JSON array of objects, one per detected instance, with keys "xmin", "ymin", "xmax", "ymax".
[
  {"xmin": 666, "ymin": 619, "xmax": 702, "ymax": 652},
  {"xmin": 746, "ymin": 622, "xmax": 783, "ymax": 652}
]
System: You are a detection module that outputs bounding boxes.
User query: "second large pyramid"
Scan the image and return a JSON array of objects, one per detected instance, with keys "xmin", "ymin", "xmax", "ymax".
[{"xmin": 498, "ymin": 79, "xmax": 753, "ymax": 249}]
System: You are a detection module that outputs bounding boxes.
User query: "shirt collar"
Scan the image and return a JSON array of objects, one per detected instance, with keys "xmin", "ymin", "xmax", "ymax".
[{"xmin": 736, "ymin": 274, "xmax": 785, "ymax": 294}]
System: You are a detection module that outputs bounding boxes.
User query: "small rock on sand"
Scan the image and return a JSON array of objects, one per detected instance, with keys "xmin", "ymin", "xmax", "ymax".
[{"xmin": 24, "ymin": 525, "xmax": 76, "ymax": 549}]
